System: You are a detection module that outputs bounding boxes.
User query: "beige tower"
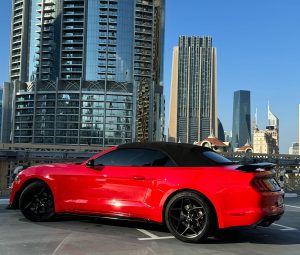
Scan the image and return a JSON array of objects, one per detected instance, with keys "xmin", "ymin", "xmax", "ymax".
[
  {"xmin": 253, "ymin": 129, "xmax": 277, "ymax": 154},
  {"xmin": 168, "ymin": 36, "xmax": 217, "ymax": 144},
  {"xmin": 168, "ymin": 47, "xmax": 179, "ymax": 142}
]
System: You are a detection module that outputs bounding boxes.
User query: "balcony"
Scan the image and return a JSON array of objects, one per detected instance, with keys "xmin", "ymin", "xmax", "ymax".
[
  {"xmin": 63, "ymin": 39, "xmax": 84, "ymax": 44},
  {"xmin": 62, "ymin": 46, "xmax": 83, "ymax": 51},
  {"xmin": 64, "ymin": 11, "xmax": 84, "ymax": 16},
  {"xmin": 62, "ymin": 53, "xmax": 82, "ymax": 58},
  {"xmin": 64, "ymin": 25, "xmax": 84, "ymax": 30},
  {"xmin": 64, "ymin": 18, "xmax": 84, "ymax": 23}
]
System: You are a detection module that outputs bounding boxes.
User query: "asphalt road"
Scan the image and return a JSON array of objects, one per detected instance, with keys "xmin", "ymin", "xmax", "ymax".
[{"xmin": 0, "ymin": 197, "xmax": 299, "ymax": 255}]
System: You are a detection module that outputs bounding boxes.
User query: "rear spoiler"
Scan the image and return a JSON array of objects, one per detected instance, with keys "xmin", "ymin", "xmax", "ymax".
[{"xmin": 236, "ymin": 162, "xmax": 276, "ymax": 172}]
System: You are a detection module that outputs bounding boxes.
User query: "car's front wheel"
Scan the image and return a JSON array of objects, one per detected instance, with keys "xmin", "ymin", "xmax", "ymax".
[
  {"xmin": 19, "ymin": 181, "xmax": 55, "ymax": 222},
  {"xmin": 164, "ymin": 191, "xmax": 214, "ymax": 243}
]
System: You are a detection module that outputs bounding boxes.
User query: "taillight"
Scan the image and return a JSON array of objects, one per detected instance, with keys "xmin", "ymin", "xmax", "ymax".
[{"xmin": 251, "ymin": 177, "xmax": 281, "ymax": 192}]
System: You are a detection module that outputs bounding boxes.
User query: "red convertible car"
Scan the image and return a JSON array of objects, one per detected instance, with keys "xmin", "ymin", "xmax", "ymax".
[{"xmin": 9, "ymin": 142, "xmax": 284, "ymax": 242}]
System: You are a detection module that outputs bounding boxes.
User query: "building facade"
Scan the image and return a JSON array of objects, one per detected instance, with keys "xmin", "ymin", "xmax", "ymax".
[
  {"xmin": 7, "ymin": 0, "xmax": 165, "ymax": 146},
  {"xmin": 0, "ymin": 88, "xmax": 2, "ymax": 139},
  {"xmin": 1, "ymin": 83, "xmax": 13, "ymax": 143},
  {"xmin": 168, "ymin": 36, "xmax": 217, "ymax": 143},
  {"xmin": 289, "ymin": 142, "xmax": 299, "ymax": 155},
  {"xmin": 231, "ymin": 90, "xmax": 251, "ymax": 150},
  {"xmin": 218, "ymin": 119, "xmax": 225, "ymax": 142},
  {"xmin": 299, "ymin": 104, "xmax": 300, "ymax": 155},
  {"xmin": 252, "ymin": 104, "xmax": 279, "ymax": 154},
  {"xmin": 252, "ymin": 128, "xmax": 278, "ymax": 154},
  {"xmin": 266, "ymin": 103, "xmax": 279, "ymax": 152},
  {"xmin": 194, "ymin": 134, "xmax": 229, "ymax": 153}
]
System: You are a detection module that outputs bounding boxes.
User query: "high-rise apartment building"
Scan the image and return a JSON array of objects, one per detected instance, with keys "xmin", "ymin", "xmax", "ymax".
[
  {"xmin": 231, "ymin": 90, "xmax": 251, "ymax": 150},
  {"xmin": 168, "ymin": 36, "xmax": 217, "ymax": 143},
  {"xmin": 7, "ymin": 0, "xmax": 165, "ymax": 146}
]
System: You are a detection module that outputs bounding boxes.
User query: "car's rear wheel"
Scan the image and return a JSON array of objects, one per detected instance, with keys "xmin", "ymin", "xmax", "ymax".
[
  {"xmin": 19, "ymin": 181, "xmax": 55, "ymax": 222},
  {"xmin": 164, "ymin": 191, "xmax": 214, "ymax": 243}
]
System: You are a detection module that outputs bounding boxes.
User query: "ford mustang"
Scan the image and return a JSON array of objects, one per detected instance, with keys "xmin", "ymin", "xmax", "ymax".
[{"xmin": 8, "ymin": 142, "xmax": 284, "ymax": 242}]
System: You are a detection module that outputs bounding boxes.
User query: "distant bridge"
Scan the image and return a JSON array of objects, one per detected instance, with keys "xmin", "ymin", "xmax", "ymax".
[
  {"xmin": 0, "ymin": 150, "xmax": 96, "ymax": 162},
  {"xmin": 223, "ymin": 152, "xmax": 300, "ymax": 171},
  {"xmin": 0, "ymin": 149, "xmax": 299, "ymax": 169}
]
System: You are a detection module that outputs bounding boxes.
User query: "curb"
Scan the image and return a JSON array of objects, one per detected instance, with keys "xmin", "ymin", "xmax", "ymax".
[
  {"xmin": 0, "ymin": 199, "xmax": 9, "ymax": 205},
  {"xmin": 285, "ymin": 193, "xmax": 298, "ymax": 198}
]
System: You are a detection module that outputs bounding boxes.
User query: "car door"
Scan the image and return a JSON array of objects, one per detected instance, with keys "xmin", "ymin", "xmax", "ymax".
[{"xmin": 71, "ymin": 148, "xmax": 175, "ymax": 218}]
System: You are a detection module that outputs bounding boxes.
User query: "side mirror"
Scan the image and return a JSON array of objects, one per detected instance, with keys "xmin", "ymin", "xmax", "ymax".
[{"xmin": 86, "ymin": 159, "xmax": 95, "ymax": 168}]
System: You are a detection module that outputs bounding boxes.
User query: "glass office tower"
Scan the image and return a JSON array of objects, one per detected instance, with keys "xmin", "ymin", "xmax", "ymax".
[
  {"xmin": 8, "ymin": 0, "xmax": 165, "ymax": 146},
  {"xmin": 231, "ymin": 90, "xmax": 251, "ymax": 149}
]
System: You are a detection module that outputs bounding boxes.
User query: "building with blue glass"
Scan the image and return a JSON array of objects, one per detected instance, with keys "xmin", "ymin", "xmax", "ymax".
[
  {"xmin": 7, "ymin": 0, "xmax": 165, "ymax": 146},
  {"xmin": 231, "ymin": 90, "xmax": 251, "ymax": 150}
]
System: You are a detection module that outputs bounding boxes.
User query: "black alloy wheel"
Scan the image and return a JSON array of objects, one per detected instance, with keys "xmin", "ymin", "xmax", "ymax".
[
  {"xmin": 19, "ymin": 181, "xmax": 55, "ymax": 222},
  {"xmin": 165, "ymin": 191, "xmax": 214, "ymax": 243}
]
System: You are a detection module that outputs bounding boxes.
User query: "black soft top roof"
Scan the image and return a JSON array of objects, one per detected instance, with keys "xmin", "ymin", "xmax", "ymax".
[{"xmin": 118, "ymin": 142, "xmax": 218, "ymax": 167}]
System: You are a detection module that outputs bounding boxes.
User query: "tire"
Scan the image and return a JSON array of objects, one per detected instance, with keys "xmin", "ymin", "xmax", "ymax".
[
  {"xmin": 164, "ymin": 191, "xmax": 214, "ymax": 243},
  {"xmin": 19, "ymin": 181, "xmax": 55, "ymax": 222}
]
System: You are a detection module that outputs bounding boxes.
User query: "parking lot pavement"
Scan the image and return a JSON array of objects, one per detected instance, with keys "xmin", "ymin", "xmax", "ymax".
[{"xmin": 0, "ymin": 197, "xmax": 300, "ymax": 255}]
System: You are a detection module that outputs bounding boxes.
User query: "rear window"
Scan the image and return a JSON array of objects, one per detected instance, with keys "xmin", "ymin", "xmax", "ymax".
[
  {"xmin": 202, "ymin": 151, "xmax": 233, "ymax": 164},
  {"xmin": 186, "ymin": 147, "xmax": 234, "ymax": 166}
]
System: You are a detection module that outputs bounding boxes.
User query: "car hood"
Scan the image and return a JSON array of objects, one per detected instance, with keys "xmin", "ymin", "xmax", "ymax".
[
  {"xmin": 22, "ymin": 162, "xmax": 82, "ymax": 174},
  {"xmin": 32, "ymin": 162, "xmax": 81, "ymax": 168}
]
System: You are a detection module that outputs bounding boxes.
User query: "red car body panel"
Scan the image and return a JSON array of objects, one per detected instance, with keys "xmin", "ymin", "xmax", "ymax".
[{"xmin": 9, "ymin": 146, "xmax": 284, "ymax": 229}]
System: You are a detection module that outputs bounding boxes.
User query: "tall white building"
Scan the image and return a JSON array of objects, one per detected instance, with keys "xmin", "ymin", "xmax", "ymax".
[
  {"xmin": 267, "ymin": 103, "xmax": 279, "ymax": 149},
  {"xmin": 289, "ymin": 142, "xmax": 299, "ymax": 155}
]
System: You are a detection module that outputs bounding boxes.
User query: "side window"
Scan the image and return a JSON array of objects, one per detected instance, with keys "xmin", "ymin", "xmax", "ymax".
[
  {"xmin": 94, "ymin": 148, "xmax": 176, "ymax": 167},
  {"xmin": 130, "ymin": 149, "xmax": 176, "ymax": 167},
  {"xmin": 94, "ymin": 149, "xmax": 138, "ymax": 166}
]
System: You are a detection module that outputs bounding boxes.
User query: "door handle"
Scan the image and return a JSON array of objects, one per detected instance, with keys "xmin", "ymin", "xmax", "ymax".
[{"xmin": 132, "ymin": 176, "xmax": 145, "ymax": 180}]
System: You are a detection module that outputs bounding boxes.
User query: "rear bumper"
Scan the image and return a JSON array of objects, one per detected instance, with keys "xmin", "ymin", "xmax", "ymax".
[
  {"xmin": 257, "ymin": 212, "xmax": 284, "ymax": 227},
  {"xmin": 220, "ymin": 190, "xmax": 285, "ymax": 229}
]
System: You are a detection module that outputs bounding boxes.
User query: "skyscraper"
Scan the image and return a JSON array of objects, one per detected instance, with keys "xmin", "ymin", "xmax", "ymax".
[
  {"xmin": 0, "ymin": 88, "xmax": 2, "ymax": 140},
  {"xmin": 7, "ymin": 0, "xmax": 165, "ymax": 146},
  {"xmin": 218, "ymin": 119, "xmax": 225, "ymax": 142},
  {"xmin": 231, "ymin": 90, "xmax": 251, "ymax": 150},
  {"xmin": 168, "ymin": 36, "xmax": 217, "ymax": 143},
  {"xmin": 299, "ymin": 104, "xmax": 300, "ymax": 155},
  {"xmin": 266, "ymin": 103, "xmax": 279, "ymax": 152},
  {"xmin": 267, "ymin": 103, "xmax": 279, "ymax": 129}
]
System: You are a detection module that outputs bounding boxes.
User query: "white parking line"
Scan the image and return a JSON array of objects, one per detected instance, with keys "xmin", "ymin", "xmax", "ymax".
[
  {"xmin": 136, "ymin": 229, "xmax": 175, "ymax": 241},
  {"xmin": 285, "ymin": 204, "xmax": 300, "ymax": 209},
  {"xmin": 272, "ymin": 223, "xmax": 297, "ymax": 231}
]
